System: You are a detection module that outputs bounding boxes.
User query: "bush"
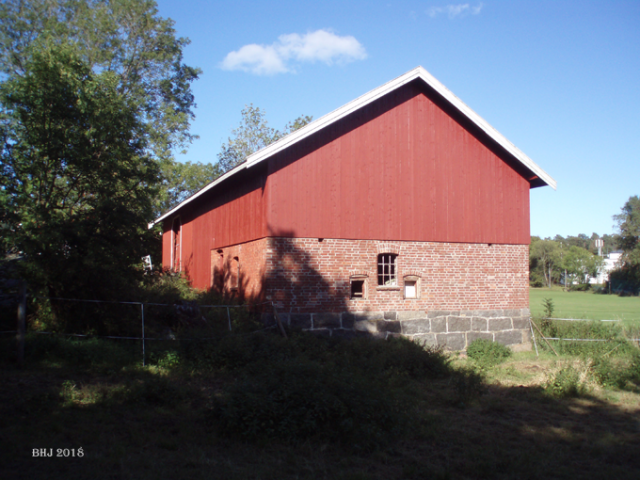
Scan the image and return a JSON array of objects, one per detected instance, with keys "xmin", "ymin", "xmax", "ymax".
[
  {"xmin": 591, "ymin": 351, "xmax": 640, "ymax": 391},
  {"xmin": 200, "ymin": 332, "xmax": 457, "ymax": 446},
  {"xmin": 544, "ymin": 365, "xmax": 588, "ymax": 398},
  {"xmin": 569, "ymin": 283, "xmax": 591, "ymax": 292},
  {"xmin": 21, "ymin": 334, "xmax": 138, "ymax": 369},
  {"xmin": 466, "ymin": 339, "xmax": 512, "ymax": 367},
  {"xmin": 210, "ymin": 358, "xmax": 414, "ymax": 447},
  {"xmin": 534, "ymin": 319, "xmax": 635, "ymax": 357}
]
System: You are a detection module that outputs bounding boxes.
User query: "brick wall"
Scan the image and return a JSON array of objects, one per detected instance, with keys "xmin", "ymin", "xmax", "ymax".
[
  {"xmin": 264, "ymin": 237, "xmax": 529, "ymax": 313},
  {"xmin": 217, "ymin": 236, "xmax": 530, "ymax": 350}
]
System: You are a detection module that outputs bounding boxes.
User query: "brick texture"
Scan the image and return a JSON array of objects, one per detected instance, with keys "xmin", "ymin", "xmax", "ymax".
[{"xmin": 261, "ymin": 237, "xmax": 528, "ymax": 314}]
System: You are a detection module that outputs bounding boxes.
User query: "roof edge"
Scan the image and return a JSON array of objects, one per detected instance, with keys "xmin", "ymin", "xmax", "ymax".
[{"xmin": 149, "ymin": 66, "xmax": 556, "ymax": 228}]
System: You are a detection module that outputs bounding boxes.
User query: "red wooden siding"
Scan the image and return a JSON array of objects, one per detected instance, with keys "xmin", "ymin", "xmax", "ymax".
[
  {"xmin": 162, "ymin": 167, "xmax": 269, "ymax": 288},
  {"xmin": 162, "ymin": 80, "xmax": 533, "ymax": 290},
  {"xmin": 266, "ymin": 81, "xmax": 530, "ymax": 245}
]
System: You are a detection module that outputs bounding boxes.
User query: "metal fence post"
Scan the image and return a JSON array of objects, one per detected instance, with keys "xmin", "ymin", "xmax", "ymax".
[
  {"xmin": 17, "ymin": 281, "xmax": 26, "ymax": 367},
  {"xmin": 141, "ymin": 303, "xmax": 145, "ymax": 366},
  {"xmin": 226, "ymin": 306, "xmax": 232, "ymax": 331}
]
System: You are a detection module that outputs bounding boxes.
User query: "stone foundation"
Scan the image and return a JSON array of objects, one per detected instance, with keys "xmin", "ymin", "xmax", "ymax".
[{"xmin": 270, "ymin": 308, "xmax": 531, "ymax": 351}]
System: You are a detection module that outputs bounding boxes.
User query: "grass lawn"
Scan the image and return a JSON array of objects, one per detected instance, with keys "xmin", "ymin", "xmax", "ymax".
[
  {"xmin": 2, "ymin": 333, "xmax": 640, "ymax": 480},
  {"xmin": 530, "ymin": 287, "xmax": 640, "ymax": 325}
]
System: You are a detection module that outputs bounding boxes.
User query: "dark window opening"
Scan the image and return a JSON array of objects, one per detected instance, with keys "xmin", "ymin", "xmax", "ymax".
[
  {"xmin": 351, "ymin": 280, "xmax": 365, "ymax": 299},
  {"xmin": 172, "ymin": 217, "xmax": 181, "ymax": 272},
  {"xmin": 377, "ymin": 254, "xmax": 397, "ymax": 286},
  {"xmin": 231, "ymin": 257, "xmax": 240, "ymax": 290}
]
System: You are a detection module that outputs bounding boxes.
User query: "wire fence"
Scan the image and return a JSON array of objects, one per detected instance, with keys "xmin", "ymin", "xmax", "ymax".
[
  {"xmin": 529, "ymin": 316, "xmax": 640, "ymax": 358},
  {"xmin": 2, "ymin": 292, "xmax": 279, "ymax": 366}
]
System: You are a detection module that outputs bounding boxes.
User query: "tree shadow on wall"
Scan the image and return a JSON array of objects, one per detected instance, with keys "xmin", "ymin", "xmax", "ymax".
[{"xmin": 261, "ymin": 231, "xmax": 352, "ymax": 334}]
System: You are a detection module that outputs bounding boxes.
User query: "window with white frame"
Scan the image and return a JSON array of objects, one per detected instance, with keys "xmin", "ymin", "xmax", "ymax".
[{"xmin": 403, "ymin": 275, "xmax": 420, "ymax": 299}]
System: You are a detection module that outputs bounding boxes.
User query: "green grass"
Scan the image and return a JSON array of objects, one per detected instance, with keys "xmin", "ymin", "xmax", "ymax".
[
  {"xmin": 530, "ymin": 287, "xmax": 640, "ymax": 325},
  {"xmin": 2, "ymin": 332, "xmax": 640, "ymax": 479}
]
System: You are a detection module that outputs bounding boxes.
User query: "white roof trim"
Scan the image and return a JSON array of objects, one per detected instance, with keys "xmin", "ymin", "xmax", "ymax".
[{"xmin": 150, "ymin": 66, "xmax": 555, "ymax": 228}]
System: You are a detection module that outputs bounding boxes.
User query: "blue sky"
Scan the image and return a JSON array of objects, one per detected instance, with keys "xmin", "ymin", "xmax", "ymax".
[{"xmin": 155, "ymin": 0, "xmax": 640, "ymax": 239}]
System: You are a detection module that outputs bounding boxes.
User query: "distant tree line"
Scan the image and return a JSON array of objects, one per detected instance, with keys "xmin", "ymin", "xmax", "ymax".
[{"xmin": 530, "ymin": 195, "xmax": 640, "ymax": 295}]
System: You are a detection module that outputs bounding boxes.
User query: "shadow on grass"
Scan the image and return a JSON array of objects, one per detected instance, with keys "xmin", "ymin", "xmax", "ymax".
[{"xmin": 1, "ymin": 332, "xmax": 639, "ymax": 480}]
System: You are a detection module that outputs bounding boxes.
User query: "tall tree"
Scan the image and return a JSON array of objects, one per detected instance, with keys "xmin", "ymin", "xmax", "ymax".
[
  {"xmin": 157, "ymin": 160, "xmax": 222, "ymax": 214},
  {"xmin": 0, "ymin": 0, "xmax": 203, "ymax": 216},
  {"xmin": 609, "ymin": 195, "xmax": 640, "ymax": 294},
  {"xmin": 530, "ymin": 239, "xmax": 560, "ymax": 288},
  {"xmin": 217, "ymin": 104, "xmax": 312, "ymax": 173},
  {"xmin": 614, "ymin": 195, "xmax": 640, "ymax": 265},
  {"xmin": 0, "ymin": 0, "xmax": 200, "ymax": 162},
  {"xmin": 0, "ymin": 43, "xmax": 158, "ymax": 302}
]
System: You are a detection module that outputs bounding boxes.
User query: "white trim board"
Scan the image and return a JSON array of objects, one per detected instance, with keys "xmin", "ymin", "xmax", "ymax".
[{"xmin": 151, "ymin": 66, "xmax": 556, "ymax": 228}]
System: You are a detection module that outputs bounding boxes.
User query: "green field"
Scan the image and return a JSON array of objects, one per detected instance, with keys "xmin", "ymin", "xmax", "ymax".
[{"xmin": 530, "ymin": 288, "xmax": 640, "ymax": 324}]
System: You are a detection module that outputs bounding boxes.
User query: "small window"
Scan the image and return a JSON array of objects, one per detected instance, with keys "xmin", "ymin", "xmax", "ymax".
[
  {"xmin": 403, "ymin": 275, "xmax": 420, "ymax": 299},
  {"xmin": 404, "ymin": 280, "xmax": 417, "ymax": 298},
  {"xmin": 231, "ymin": 257, "xmax": 240, "ymax": 290},
  {"xmin": 349, "ymin": 275, "xmax": 368, "ymax": 299},
  {"xmin": 351, "ymin": 280, "xmax": 365, "ymax": 299},
  {"xmin": 377, "ymin": 254, "xmax": 397, "ymax": 286}
]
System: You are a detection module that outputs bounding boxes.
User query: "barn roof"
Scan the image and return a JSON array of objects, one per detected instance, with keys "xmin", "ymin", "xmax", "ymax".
[{"xmin": 151, "ymin": 66, "xmax": 556, "ymax": 227}]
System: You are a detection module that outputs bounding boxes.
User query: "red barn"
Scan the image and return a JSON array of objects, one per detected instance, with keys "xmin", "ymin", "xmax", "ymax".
[{"xmin": 152, "ymin": 67, "xmax": 555, "ymax": 350}]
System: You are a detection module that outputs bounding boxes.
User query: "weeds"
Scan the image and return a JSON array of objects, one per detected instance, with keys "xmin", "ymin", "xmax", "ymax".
[
  {"xmin": 542, "ymin": 297, "xmax": 555, "ymax": 319},
  {"xmin": 467, "ymin": 339, "xmax": 512, "ymax": 368},
  {"xmin": 544, "ymin": 365, "xmax": 589, "ymax": 398}
]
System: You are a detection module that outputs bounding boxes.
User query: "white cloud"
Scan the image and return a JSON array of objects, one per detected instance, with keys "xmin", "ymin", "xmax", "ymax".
[
  {"xmin": 221, "ymin": 29, "xmax": 367, "ymax": 76},
  {"xmin": 426, "ymin": 2, "xmax": 483, "ymax": 19}
]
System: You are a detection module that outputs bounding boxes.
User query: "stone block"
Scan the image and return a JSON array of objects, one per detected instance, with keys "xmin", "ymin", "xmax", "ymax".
[
  {"xmin": 384, "ymin": 311, "xmax": 397, "ymax": 320},
  {"xmin": 376, "ymin": 320, "xmax": 402, "ymax": 333},
  {"xmin": 290, "ymin": 313, "xmax": 311, "ymax": 329},
  {"xmin": 342, "ymin": 313, "xmax": 355, "ymax": 329},
  {"xmin": 313, "ymin": 313, "xmax": 341, "ymax": 329},
  {"xmin": 471, "ymin": 317, "xmax": 487, "ymax": 332},
  {"xmin": 466, "ymin": 332, "xmax": 494, "ymax": 344},
  {"xmin": 512, "ymin": 317, "xmax": 530, "ymax": 330},
  {"xmin": 354, "ymin": 320, "xmax": 378, "ymax": 334},
  {"xmin": 428, "ymin": 310, "xmax": 458, "ymax": 318},
  {"xmin": 488, "ymin": 317, "xmax": 512, "ymax": 331},
  {"xmin": 343, "ymin": 312, "xmax": 383, "ymax": 329},
  {"xmin": 448, "ymin": 316, "xmax": 471, "ymax": 332},
  {"xmin": 401, "ymin": 318, "xmax": 431, "ymax": 335},
  {"xmin": 431, "ymin": 317, "xmax": 447, "ymax": 333},
  {"xmin": 436, "ymin": 333, "xmax": 466, "ymax": 351},
  {"xmin": 411, "ymin": 333, "xmax": 437, "ymax": 348},
  {"xmin": 495, "ymin": 330, "xmax": 524, "ymax": 346},
  {"xmin": 471, "ymin": 309, "xmax": 501, "ymax": 318},
  {"xmin": 397, "ymin": 311, "xmax": 427, "ymax": 321}
]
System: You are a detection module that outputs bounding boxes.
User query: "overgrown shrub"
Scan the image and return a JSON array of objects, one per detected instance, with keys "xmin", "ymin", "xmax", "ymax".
[
  {"xmin": 210, "ymin": 358, "xmax": 414, "ymax": 447},
  {"xmin": 534, "ymin": 319, "xmax": 636, "ymax": 357},
  {"xmin": 544, "ymin": 365, "xmax": 589, "ymax": 398},
  {"xmin": 22, "ymin": 334, "xmax": 138, "ymax": 369},
  {"xmin": 542, "ymin": 297, "xmax": 555, "ymax": 318},
  {"xmin": 199, "ymin": 333, "xmax": 457, "ymax": 446},
  {"xmin": 591, "ymin": 351, "xmax": 640, "ymax": 391},
  {"xmin": 466, "ymin": 339, "xmax": 512, "ymax": 367},
  {"xmin": 569, "ymin": 283, "xmax": 591, "ymax": 292}
]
